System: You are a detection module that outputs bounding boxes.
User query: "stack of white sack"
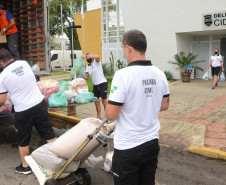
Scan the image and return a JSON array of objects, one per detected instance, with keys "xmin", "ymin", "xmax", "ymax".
[
  {"xmin": 49, "ymin": 118, "xmax": 107, "ymax": 160},
  {"xmin": 25, "ymin": 118, "xmax": 106, "ymax": 185}
]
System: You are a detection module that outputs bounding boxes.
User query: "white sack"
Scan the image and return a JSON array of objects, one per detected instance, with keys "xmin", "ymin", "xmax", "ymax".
[
  {"xmin": 25, "ymin": 155, "xmax": 53, "ymax": 185},
  {"xmin": 49, "ymin": 118, "xmax": 104, "ymax": 160},
  {"xmin": 31, "ymin": 143, "xmax": 80, "ymax": 173}
]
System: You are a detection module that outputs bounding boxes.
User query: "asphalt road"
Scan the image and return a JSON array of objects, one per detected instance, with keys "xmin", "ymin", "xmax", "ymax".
[{"xmin": 0, "ymin": 116, "xmax": 225, "ymax": 185}]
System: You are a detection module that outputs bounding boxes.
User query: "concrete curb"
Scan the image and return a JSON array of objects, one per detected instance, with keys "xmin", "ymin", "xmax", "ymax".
[
  {"xmin": 48, "ymin": 111, "xmax": 82, "ymax": 124},
  {"xmin": 186, "ymin": 146, "xmax": 226, "ymax": 160}
]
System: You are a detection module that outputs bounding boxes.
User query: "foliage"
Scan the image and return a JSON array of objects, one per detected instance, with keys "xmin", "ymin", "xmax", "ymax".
[
  {"xmin": 109, "ymin": 52, "xmax": 115, "ymax": 75},
  {"xmin": 169, "ymin": 52, "xmax": 204, "ymax": 72},
  {"xmin": 116, "ymin": 59, "xmax": 126, "ymax": 70},
  {"xmin": 102, "ymin": 52, "xmax": 115, "ymax": 76},
  {"xmin": 50, "ymin": 36, "xmax": 57, "ymax": 50},
  {"xmin": 164, "ymin": 71, "xmax": 173, "ymax": 81},
  {"xmin": 80, "ymin": 77, "xmax": 112, "ymax": 95},
  {"xmin": 49, "ymin": 0, "xmax": 88, "ymax": 50}
]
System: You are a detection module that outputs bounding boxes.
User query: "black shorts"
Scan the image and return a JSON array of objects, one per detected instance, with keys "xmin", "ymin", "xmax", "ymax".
[
  {"xmin": 112, "ymin": 139, "xmax": 159, "ymax": 185},
  {"xmin": 93, "ymin": 82, "xmax": 108, "ymax": 99},
  {"xmin": 14, "ymin": 99, "xmax": 55, "ymax": 147},
  {"xmin": 211, "ymin": 66, "xmax": 221, "ymax": 76}
]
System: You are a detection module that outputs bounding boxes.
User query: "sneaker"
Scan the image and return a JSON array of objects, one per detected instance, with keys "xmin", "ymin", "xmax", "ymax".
[
  {"xmin": 15, "ymin": 164, "xmax": 32, "ymax": 175},
  {"xmin": 212, "ymin": 86, "xmax": 216, "ymax": 89}
]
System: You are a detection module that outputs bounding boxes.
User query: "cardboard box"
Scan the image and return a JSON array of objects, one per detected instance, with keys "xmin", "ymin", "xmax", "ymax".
[
  {"xmin": 0, "ymin": 34, "xmax": 7, "ymax": 44},
  {"xmin": 67, "ymin": 105, "xmax": 76, "ymax": 116}
]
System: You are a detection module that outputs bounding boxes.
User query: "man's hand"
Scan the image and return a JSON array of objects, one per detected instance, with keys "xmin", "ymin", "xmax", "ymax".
[
  {"xmin": 81, "ymin": 55, "xmax": 86, "ymax": 59},
  {"xmin": 0, "ymin": 30, "xmax": 5, "ymax": 35}
]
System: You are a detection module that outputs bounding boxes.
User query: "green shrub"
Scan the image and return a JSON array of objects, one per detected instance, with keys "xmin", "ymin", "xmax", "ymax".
[
  {"xmin": 164, "ymin": 71, "xmax": 173, "ymax": 81},
  {"xmin": 116, "ymin": 59, "xmax": 126, "ymax": 70}
]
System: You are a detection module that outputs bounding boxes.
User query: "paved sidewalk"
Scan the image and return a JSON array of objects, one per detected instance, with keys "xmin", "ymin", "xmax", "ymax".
[
  {"xmin": 159, "ymin": 79, "xmax": 226, "ymax": 151},
  {"xmin": 49, "ymin": 78, "xmax": 226, "ymax": 152}
]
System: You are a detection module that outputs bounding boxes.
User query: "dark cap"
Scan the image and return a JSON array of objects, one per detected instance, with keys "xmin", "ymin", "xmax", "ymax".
[{"xmin": 0, "ymin": 4, "xmax": 5, "ymax": 9}]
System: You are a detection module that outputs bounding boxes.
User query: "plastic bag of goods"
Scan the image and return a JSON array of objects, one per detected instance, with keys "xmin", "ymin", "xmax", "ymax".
[
  {"xmin": 75, "ymin": 85, "xmax": 89, "ymax": 94},
  {"xmin": 68, "ymin": 78, "xmax": 87, "ymax": 90},
  {"xmin": 49, "ymin": 118, "xmax": 107, "ymax": 161},
  {"xmin": 220, "ymin": 72, "xmax": 225, "ymax": 82},
  {"xmin": 37, "ymin": 79, "xmax": 58, "ymax": 88},
  {"xmin": 74, "ymin": 92, "xmax": 97, "ymax": 104},
  {"xmin": 103, "ymin": 151, "xmax": 114, "ymax": 172},
  {"xmin": 0, "ymin": 95, "xmax": 12, "ymax": 115},
  {"xmin": 57, "ymin": 80, "xmax": 69, "ymax": 92},
  {"xmin": 202, "ymin": 72, "xmax": 209, "ymax": 80},
  {"xmin": 31, "ymin": 142, "xmax": 80, "ymax": 173},
  {"xmin": 70, "ymin": 57, "xmax": 85, "ymax": 79},
  {"xmin": 62, "ymin": 90, "xmax": 78, "ymax": 104},
  {"xmin": 37, "ymin": 79, "xmax": 59, "ymax": 105},
  {"xmin": 48, "ymin": 92, "xmax": 68, "ymax": 108}
]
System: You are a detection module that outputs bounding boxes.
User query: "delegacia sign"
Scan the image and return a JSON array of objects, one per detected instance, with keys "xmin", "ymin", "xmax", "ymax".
[{"xmin": 203, "ymin": 11, "xmax": 226, "ymax": 30}]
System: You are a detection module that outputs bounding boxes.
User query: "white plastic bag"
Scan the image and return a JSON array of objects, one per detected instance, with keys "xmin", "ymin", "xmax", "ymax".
[
  {"xmin": 31, "ymin": 64, "xmax": 40, "ymax": 71},
  {"xmin": 103, "ymin": 151, "xmax": 114, "ymax": 172},
  {"xmin": 220, "ymin": 72, "xmax": 225, "ymax": 82},
  {"xmin": 202, "ymin": 72, "xmax": 209, "ymax": 80}
]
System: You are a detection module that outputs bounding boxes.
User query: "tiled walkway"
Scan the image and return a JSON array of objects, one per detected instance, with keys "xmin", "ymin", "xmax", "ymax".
[{"xmin": 159, "ymin": 93, "xmax": 226, "ymax": 150}]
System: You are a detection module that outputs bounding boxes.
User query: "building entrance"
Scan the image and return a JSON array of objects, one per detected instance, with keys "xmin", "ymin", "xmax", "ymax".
[{"xmin": 192, "ymin": 34, "xmax": 226, "ymax": 78}]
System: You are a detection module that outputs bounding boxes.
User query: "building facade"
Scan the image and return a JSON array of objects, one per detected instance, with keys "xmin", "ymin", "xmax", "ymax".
[
  {"xmin": 119, "ymin": 0, "xmax": 226, "ymax": 79},
  {"xmin": 101, "ymin": 0, "xmax": 125, "ymax": 64}
]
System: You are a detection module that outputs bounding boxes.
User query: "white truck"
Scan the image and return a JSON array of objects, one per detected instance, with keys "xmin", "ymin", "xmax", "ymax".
[{"xmin": 51, "ymin": 50, "xmax": 82, "ymax": 72}]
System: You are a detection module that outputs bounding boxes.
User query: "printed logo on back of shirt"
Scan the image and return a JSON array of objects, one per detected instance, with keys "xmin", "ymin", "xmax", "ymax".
[
  {"xmin": 110, "ymin": 86, "xmax": 117, "ymax": 93},
  {"xmin": 12, "ymin": 66, "xmax": 24, "ymax": 76}
]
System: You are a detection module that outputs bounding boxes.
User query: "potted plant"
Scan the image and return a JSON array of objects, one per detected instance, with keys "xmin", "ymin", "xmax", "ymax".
[{"xmin": 169, "ymin": 52, "xmax": 203, "ymax": 82}]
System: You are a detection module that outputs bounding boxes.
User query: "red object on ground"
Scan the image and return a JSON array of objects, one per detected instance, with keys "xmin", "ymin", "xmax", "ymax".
[{"xmin": 39, "ymin": 86, "xmax": 59, "ymax": 106}]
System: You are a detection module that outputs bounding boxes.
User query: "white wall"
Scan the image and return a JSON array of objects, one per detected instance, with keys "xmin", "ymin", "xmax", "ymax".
[
  {"xmin": 87, "ymin": 0, "xmax": 101, "ymax": 11},
  {"xmin": 119, "ymin": 0, "xmax": 226, "ymax": 79}
]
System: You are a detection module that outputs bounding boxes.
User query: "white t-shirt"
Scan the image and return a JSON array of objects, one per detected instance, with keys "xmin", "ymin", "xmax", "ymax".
[
  {"xmin": 210, "ymin": 55, "xmax": 223, "ymax": 67},
  {"xmin": 0, "ymin": 60, "xmax": 44, "ymax": 112},
  {"xmin": 108, "ymin": 60, "xmax": 169, "ymax": 150},
  {"xmin": 86, "ymin": 59, "xmax": 107, "ymax": 85}
]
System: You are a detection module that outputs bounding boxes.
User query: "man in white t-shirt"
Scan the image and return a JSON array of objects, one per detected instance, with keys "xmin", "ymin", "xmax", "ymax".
[
  {"xmin": 0, "ymin": 48, "xmax": 56, "ymax": 175},
  {"xmin": 82, "ymin": 53, "xmax": 108, "ymax": 119},
  {"xmin": 207, "ymin": 48, "xmax": 224, "ymax": 89},
  {"xmin": 105, "ymin": 30, "xmax": 170, "ymax": 185}
]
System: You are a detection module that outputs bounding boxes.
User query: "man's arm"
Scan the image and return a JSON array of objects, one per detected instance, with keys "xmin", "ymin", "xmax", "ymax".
[
  {"xmin": 105, "ymin": 103, "xmax": 122, "ymax": 121},
  {"xmin": 1, "ymin": 13, "xmax": 16, "ymax": 34},
  {"xmin": 81, "ymin": 54, "xmax": 100, "ymax": 62},
  {"xmin": 207, "ymin": 61, "xmax": 212, "ymax": 71},
  {"xmin": 84, "ymin": 72, "xmax": 89, "ymax": 80},
  {"xmin": 220, "ymin": 61, "xmax": 224, "ymax": 72},
  {"xmin": 0, "ymin": 93, "xmax": 7, "ymax": 107},
  {"xmin": 160, "ymin": 96, "xmax": 169, "ymax": 112}
]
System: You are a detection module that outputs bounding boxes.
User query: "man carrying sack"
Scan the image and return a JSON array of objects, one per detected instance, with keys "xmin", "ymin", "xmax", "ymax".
[{"xmin": 0, "ymin": 4, "xmax": 20, "ymax": 60}]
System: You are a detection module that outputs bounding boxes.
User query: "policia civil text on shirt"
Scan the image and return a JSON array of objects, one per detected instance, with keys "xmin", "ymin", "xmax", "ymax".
[
  {"xmin": 207, "ymin": 48, "xmax": 224, "ymax": 89},
  {"xmin": 0, "ymin": 49, "xmax": 56, "ymax": 175},
  {"xmin": 0, "ymin": 4, "xmax": 20, "ymax": 61},
  {"xmin": 82, "ymin": 53, "xmax": 108, "ymax": 119},
  {"xmin": 105, "ymin": 30, "xmax": 170, "ymax": 185}
]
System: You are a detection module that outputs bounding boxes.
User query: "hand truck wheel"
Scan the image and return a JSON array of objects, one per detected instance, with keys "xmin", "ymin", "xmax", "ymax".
[
  {"xmin": 74, "ymin": 168, "xmax": 91, "ymax": 185},
  {"xmin": 45, "ymin": 179, "xmax": 58, "ymax": 185}
]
